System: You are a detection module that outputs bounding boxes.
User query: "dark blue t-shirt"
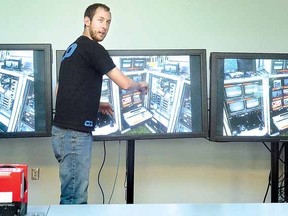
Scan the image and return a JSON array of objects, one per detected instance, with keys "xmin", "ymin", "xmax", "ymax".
[{"xmin": 53, "ymin": 36, "xmax": 116, "ymax": 132}]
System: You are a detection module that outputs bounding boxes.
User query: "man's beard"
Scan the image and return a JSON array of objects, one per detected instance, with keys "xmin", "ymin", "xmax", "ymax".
[{"xmin": 90, "ymin": 29, "xmax": 105, "ymax": 42}]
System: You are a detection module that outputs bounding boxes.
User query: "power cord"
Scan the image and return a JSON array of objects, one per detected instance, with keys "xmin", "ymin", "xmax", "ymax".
[
  {"xmin": 263, "ymin": 171, "xmax": 271, "ymax": 203},
  {"xmin": 97, "ymin": 140, "xmax": 122, "ymax": 204},
  {"xmin": 97, "ymin": 141, "xmax": 106, "ymax": 204},
  {"xmin": 108, "ymin": 140, "xmax": 121, "ymax": 204}
]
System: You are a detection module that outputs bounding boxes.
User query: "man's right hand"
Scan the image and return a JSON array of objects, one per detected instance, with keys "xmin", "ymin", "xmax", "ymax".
[{"xmin": 138, "ymin": 81, "xmax": 149, "ymax": 95}]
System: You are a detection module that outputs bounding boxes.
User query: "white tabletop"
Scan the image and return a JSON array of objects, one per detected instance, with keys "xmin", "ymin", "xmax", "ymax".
[
  {"xmin": 39, "ymin": 203, "xmax": 288, "ymax": 216},
  {"xmin": 26, "ymin": 205, "xmax": 50, "ymax": 216}
]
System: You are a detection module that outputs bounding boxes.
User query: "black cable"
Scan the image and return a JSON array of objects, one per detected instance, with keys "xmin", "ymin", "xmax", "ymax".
[
  {"xmin": 97, "ymin": 141, "xmax": 106, "ymax": 204},
  {"xmin": 262, "ymin": 142, "xmax": 285, "ymax": 166},
  {"xmin": 124, "ymin": 140, "xmax": 128, "ymax": 189},
  {"xmin": 279, "ymin": 143, "xmax": 286, "ymax": 165},
  {"xmin": 278, "ymin": 170, "xmax": 288, "ymax": 202},
  {"xmin": 262, "ymin": 142, "xmax": 288, "ymax": 202},
  {"xmin": 262, "ymin": 142, "xmax": 271, "ymax": 152},
  {"xmin": 262, "ymin": 142, "xmax": 275, "ymax": 203},
  {"xmin": 108, "ymin": 140, "xmax": 121, "ymax": 204},
  {"xmin": 263, "ymin": 171, "xmax": 271, "ymax": 203},
  {"xmin": 123, "ymin": 142, "xmax": 128, "ymax": 202}
]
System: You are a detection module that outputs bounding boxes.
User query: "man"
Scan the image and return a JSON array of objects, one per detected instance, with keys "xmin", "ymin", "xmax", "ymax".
[{"xmin": 52, "ymin": 3, "xmax": 148, "ymax": 204}]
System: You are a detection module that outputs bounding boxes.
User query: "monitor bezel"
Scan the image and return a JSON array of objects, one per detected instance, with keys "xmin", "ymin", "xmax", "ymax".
[
  {"xmin": 209, "ymin": 52, "xmax": 288, "ymax": 142},
  {"xmin": 0, "ymin": 44, "xmax": 52, "ymax": 138},
  {"xmin": 56, "ymin": 49, "xmax": 208, "ymax": 141}
]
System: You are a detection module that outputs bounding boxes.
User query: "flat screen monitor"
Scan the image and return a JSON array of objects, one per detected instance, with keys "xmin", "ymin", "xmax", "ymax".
[
  {"xmin": 209, "ymin": 52, "xmax": 288, "ymax": 142},
  {"xmin": 0, "ymin": 44, "xmax": 52, "ymax": 138},
  {"xmin": 56, "ymin": 49, "xmax": 208, "ymax": 141}
]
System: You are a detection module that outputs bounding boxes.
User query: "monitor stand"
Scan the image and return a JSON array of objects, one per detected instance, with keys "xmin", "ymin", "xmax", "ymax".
[{"xmin": 126, "ymin": 139, "xmax": 135, "ymax": 204}]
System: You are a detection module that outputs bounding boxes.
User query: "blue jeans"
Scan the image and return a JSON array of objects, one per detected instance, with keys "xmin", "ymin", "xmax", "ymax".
[{"xmin": 51, "ymin": 125, "xmax": 93, "ymax": 204}]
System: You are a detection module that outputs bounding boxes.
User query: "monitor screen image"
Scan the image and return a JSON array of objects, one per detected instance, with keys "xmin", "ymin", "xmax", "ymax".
[
  {"xmin": 243, "ymin": 83, "xmax": 260, "ymax": 95},
  {"xmin": 210, "ymin": 52, "xmax": 288, "ymax": 142},
  {"xmin": 273, "ymin": 79, "xmax": 282, "ymax": 89},
  {"xmin": 283, "ymin": 89, "xmax": 288, "ymax": 96},
  {"xmin": 224, "ymin": 59, "xmax": 238, "ymax": 73},
  {"xmin": 56, "ymin": 49, "xmax": 208, "ymax": 141},
  {"xmin": 284, "ymin": 98, "xmax": 288, "ymax": 107},
  {"xmin": 272, "ymin": 60, "xmax": 285, "ymax": 71},
  {"xmin": 224, "ymin": 84, "xmax": 242, "ymax": 98},
  {"xmin": 272, "ymin": 99, "xmax": 282, "ymax": 110},
  {"xmin": 272, "ymin": 89, "xmax": 283, "ymax": 99},
  {"xmin": 284, "ymin": 78, "xmax": 288, "ymax": 86},
  {"xmin": 246, "ymin": 98, "xmax": 260, "ymax": 109},
  {"xmin": 0, "ymin": 44, "xmax": 52, "ymax": 138},
  {"xmin": 227, "ymin": 101, "xmax": 245, "ymax": 113}
]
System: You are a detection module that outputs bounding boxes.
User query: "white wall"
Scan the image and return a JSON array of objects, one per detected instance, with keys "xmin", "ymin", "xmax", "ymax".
[{"xmin": 0, "ymin": 0, "xmax": 286, "ymax": 204}]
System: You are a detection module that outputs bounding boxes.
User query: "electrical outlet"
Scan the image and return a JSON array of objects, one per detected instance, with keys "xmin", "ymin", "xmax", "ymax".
[{"xmin": 31, "ymin": 168, "xmax": 40, "ymax": 180}]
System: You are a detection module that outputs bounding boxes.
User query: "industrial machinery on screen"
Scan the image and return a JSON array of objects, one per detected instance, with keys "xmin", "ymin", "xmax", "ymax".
[
  {"xmin": 211, "ymin": 54, "xmax": 288, "ymax": 140},
  {"xmin": 93, "ymin": 54, "xmax": 193, "ymax": 138},
  {"xmin": 0, "ymin": 50, "xmax": 35, "ymax": 132}
]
